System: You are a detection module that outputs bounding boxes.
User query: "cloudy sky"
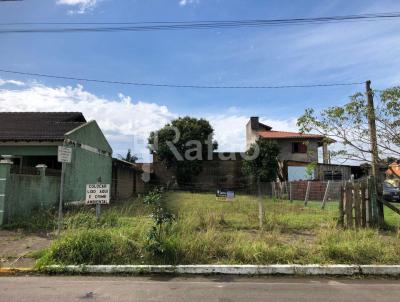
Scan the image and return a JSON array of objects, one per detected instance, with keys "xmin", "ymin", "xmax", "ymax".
[{"xmin": 1, "ymin": 0, "xmax": 400, "ymax": 161}]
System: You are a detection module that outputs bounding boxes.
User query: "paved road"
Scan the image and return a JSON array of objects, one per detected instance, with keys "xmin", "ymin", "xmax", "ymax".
[{"xmin": 1, "ymin": 276, "xmax": 400, "ymax": 302}]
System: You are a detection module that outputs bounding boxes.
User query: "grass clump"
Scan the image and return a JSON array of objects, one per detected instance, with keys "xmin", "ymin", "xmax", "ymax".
[
  {"xmin": 37, "ymin": 229, "xmax": 142, "ymax": 266},
  {"xmin": 314, "ymin": 228, "xmax": 400, "ymax": 264}
]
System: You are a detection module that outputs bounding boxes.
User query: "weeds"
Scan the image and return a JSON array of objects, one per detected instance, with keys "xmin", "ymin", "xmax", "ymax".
[
  {"xmin": 37, "ymin": 229, "xmax": 142, "ymax": 266},
  {"xmin": 143, "ymin": 188, "xmax": 176, "ymax": 262},
  {"xmin": 35, "ymin": 191, "xmax": 400, "ymax": 266},
  {"xmin": 1, "ymin": 208, "xmax": 56, "ymax": 232}
]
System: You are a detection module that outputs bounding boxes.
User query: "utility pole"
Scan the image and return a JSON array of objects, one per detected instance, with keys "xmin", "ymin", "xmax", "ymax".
[{"xmin": 366, "ymin": 80, "xmax": 384, "ymax": 226}]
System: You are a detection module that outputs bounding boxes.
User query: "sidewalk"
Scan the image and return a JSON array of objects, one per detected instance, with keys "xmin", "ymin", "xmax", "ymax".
[{"xmin": 0, "ymin": 230, "xmax": 52, "ymax": 269}]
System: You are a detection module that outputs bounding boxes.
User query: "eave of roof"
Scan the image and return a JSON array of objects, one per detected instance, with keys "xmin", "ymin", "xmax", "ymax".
[{"xmin": 257, "ymin": 130, "xmax": 325, "ymax": 139}]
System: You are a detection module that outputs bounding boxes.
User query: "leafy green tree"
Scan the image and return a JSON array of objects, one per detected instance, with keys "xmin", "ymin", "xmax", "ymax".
[
  {"xmin": 242, "ymin": 139, "xmax": 280, "ymax": 182},
  {"xmin": 305, "ymin": 161, "xmax": 317, "ymax": 180},
  {"xmin": 297, "ymin": 87, "xmax": 400, "ymax": 163},
  {"xmin": 148, "ymin": 116, "xmax": 218, "ymax": 184}
]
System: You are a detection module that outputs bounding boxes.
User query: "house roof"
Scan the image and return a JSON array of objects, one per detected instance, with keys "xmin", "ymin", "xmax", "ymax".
[
  {"xmin": 0, "ymin": 112, "xmax": 87, "ymax": 142},
  {"xmin": 257, "ymin": 130, "xmax": 325, "ymax": 140},
  {"xmin": 386, "ymin": 161, "xmax": 400, "ymax": 176}
]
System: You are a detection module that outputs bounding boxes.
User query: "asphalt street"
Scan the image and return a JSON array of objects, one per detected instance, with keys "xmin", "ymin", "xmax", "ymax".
[{"xmin": 1, "ymin": 276, "xmax": 400, "ymax": 302}]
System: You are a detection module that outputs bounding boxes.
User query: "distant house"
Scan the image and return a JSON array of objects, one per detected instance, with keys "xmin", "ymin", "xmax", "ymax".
[
  {"xmin": 386, "ymin": 161, "xmax": 400, "ymax": 178},
  {"xmin": 246, "ymin": 117, "xmax": 356, "ymax": 181},
  {"xmin": 0, "ymin": 112, "xmax": 113, "ymax": 203}
]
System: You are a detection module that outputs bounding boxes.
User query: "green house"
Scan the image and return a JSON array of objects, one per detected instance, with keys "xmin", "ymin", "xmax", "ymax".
[{"xmin": 0, "ymin": 112, "xmax": 112, "ymax": 203}]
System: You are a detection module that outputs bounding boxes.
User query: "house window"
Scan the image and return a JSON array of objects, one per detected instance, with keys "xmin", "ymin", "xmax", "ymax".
[{"xmin": 292, "ymin": 142, "xmax": 307, "ymax": 153}]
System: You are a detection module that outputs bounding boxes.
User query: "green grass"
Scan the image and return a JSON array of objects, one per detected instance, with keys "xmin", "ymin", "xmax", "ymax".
[{"xmin": 29, "ymin": 192, "xmax": 400, "ymax": 266}]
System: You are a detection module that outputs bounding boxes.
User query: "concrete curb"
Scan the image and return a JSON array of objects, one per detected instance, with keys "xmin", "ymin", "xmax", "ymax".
[
  {"xmin": 0, "ymin": 268, "xmax": 33, "ymax": 274},
  {"xmin": 41, "ymin": 265, "xmax": 400, "ymax": 276}
]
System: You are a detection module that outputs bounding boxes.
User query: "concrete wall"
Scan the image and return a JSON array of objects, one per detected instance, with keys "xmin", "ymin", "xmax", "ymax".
[
  {"xmin": 111, "ymin": 160, "xmax": 152, "ymax": 200},
  {"xmin": 153, "ymin": 153, "xmax": 247, "ymax": 192},
  {"xmin": 112, "ymin": 160, "xmax": 136, "ymax": 200},
  {"xmin": 245, "ymin": 120, "xmax": 258, "ymax": 150},
  {"xmin": 277, "ymin": 139, "xmax": 319, "ymax": 162},
  {"xmin": 0, "ymin": 161, "xmax": 60, "ymax": 225},
  {"xmin": 63, "ymin": 121, "xmax": 113, "ymax": 202},
  {"xmin": 63, "ymin": 146, "xmax": 112, "ymax": 202}
]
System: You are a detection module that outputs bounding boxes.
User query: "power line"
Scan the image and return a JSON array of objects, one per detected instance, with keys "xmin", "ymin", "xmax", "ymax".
[
  {"xmin": 0, "ymin": 12, "xmax": 400, "ymax": 34},
  {"xmin": 1, "ymin": 12, "xmax": 400, "ymax": 26},
  {"xmin": 0, "ymin": 68, "xmax": 364, "ymax": 89}
]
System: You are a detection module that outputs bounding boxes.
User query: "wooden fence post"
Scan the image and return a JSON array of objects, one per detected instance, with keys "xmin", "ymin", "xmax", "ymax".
[
  {"xmin": 285, "ymin": 181, "xmax": 289, "ymax": 200},
  {"xmin": 289, "ymin": 182, "xmax": 293, "ymax": 202},
  {"xmin": 367, "ymin": 177, "xmax": 373, "ymax": 227},
  {"xmin": 361, "ymin": 182, "xmax": 367, "ymax": 228},
  {"xmin": 257, "ymin": 178, "xmax": 264, "ymax": 230},
  {"xmin": 345, "ymin": 182, "xmax": 354, "ymax": 228},
  {"xmin": 354, "ymin": 183, "xmax": 361, "ymax": 228},
  {"xmin": 271, "ymin": 182, "xmax": 275, "ymax": 198},
  {"xmin": 368, "ymin": 176, "xmax": 379, "ymax": 226},
  {"xmin": 321, "ymin": 180, "xmax": 330, "ymax": 209},
  {"xmin": 338, "ymin": 184, "xmax": 345, "ymax": 227},
  {"xmin": 304, "ymin": 181, "xmax": 311, "ymax": 206}
]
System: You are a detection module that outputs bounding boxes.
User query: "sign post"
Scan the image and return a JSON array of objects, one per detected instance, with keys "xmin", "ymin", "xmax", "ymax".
[
  {"xmin": 57, "ymin": 145, "xmax": 72, "ymax": 236},
  {"xmin": 86, "ymin": 180, "xmax": 110, "ymax": 221},
  {"xmin": 216, "ymin": 189, "xmax": 235, "ymax": 201}
]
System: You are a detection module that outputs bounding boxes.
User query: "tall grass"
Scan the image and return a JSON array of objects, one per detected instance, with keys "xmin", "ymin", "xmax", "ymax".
[{"xmin": 35, "ymin": 192, "xmax": 400, "ymax": 266}]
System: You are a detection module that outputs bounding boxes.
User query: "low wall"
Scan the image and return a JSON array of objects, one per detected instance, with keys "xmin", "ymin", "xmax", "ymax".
[
  {"xmin": 111, "ymin": 160, "xmax": 151, "ymax": 201},
  {"xmin": 0, "ymin": 161, "xmax": 60, "ymax": 225},
  {"xmin": 290, "ymin": 180, "xmax": 343, "ymax": 201}
]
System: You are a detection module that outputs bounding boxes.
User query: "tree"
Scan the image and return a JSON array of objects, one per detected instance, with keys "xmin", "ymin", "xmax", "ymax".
[
  {"xmin": 297, "ymin": 87, "xmax": 400, "ymax": 164},
  {"xmin": 148, "ymin": 116, "xmax": 218, "ymax": 184},
  {"xmin": 125, "ymin": 149, "xmax": 138, "ymax": 163},
  {"xmin": 242, "ymin": 139, "xmax": 280, "ymax": 182}
]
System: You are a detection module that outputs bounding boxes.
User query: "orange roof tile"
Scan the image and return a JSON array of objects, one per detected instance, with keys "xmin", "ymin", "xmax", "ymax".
[{"xmin": 257, "ymin": 130, "xmax": 325, "ymax": 139}]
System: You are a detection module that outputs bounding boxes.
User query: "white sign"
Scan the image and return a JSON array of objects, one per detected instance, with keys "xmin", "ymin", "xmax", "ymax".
[
  {"xmin": 85, "ymin": 184, "xmax": 110, "ymax": 205},
  {"xmin": 58, "ymin": 146, "xmax": 72, "ymax": 163}
]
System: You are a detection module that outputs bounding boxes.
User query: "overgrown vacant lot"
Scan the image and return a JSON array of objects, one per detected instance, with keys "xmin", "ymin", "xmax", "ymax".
[{"xmin": 35, "ymin": 192, "xmax": 400, "ymax": 266}]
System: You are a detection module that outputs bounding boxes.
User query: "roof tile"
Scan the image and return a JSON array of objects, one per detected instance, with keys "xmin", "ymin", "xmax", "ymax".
[
  {"xmin": 0, "ymin": 112, "xmax": 86, "ymax": 141},
  {"xmin": 257, "ymin": 130, "xmax": 324, "ymax": 139}
]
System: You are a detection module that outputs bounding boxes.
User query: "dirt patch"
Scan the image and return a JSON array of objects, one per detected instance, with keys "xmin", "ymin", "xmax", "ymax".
[{"xmin": 0, "ymin": 230, "xmax": 52, "ymax": 268}]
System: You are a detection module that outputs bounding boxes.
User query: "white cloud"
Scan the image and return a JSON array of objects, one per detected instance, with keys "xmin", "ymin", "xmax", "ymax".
[
  {"xmin": 209, "ymin": 115, "xmax": 298, "ymax": 153},
  {"xmin": 0, "ymin": 79, "xmax": 25, "ymax": 87},
  {"xmin": 0, "ymin": 80, "xmax": 301, "ymax": 161},
  {"xmin": 56, "ymin": 0, "xmax": 100, "ymax": 14},
  {"xmin": 0, "ymin": 82, "xmax": 174, "ymax": 161},
  {"xmin": 179, "ymin": 0, "xmax": 199, "ymax": 6}
]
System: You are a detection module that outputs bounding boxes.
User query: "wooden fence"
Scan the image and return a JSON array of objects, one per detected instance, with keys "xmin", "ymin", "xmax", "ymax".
[{"xmin": 338, "ymin": 181, "xmax": 375, "ymax": 228}]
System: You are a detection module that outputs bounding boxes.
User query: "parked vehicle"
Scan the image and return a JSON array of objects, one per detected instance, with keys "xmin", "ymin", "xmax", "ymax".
[{"xmin": 383, "ymin": 181, "xmax": 400, "ymax": 202}]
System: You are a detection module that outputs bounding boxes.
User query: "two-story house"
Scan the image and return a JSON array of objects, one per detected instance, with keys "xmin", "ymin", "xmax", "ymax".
[{"xmin": 246, "ymin": 117, "xmax": 354, "ymax": 181}]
